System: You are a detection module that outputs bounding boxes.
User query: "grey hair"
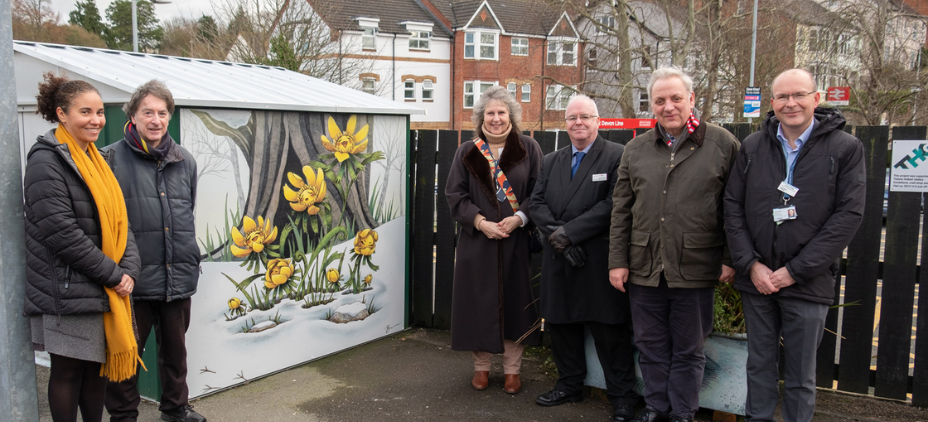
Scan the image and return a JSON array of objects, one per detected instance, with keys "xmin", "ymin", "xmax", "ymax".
[
  {"xmin": 123, "ymin": 80, "xmax": 175, "ymax": 118},
  {"xmin": 647, "ymin": 66, "xmax": 694, "ymax": 97},
  {"xmin": 471, "ymin": 85, "xmax": 523, "ymax": 129},
  {"xmin": 565, "ymin": 94, "xmax": 599, "ymax": 117}
]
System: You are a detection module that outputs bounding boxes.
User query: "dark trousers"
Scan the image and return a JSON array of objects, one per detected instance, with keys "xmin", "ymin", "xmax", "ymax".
[
  {"xmin": 105, "ymin": 298, "xmax": 192, "ymax": 421},
  {"xmin": 741, "ymin": 292, "xmax": 828, "ymax": 422},
  {"xmin": 628, "ymin": 277, "xmax": 714, "ymax": 418},
  {"xmin": 547, "ymin": 321, "xmax": 639, "ymax": 407}
]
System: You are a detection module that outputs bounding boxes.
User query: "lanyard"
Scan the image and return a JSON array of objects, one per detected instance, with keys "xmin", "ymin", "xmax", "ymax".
[{"xmin": 781, "ymin": 142, "xmax": 799, "ymax": 203}]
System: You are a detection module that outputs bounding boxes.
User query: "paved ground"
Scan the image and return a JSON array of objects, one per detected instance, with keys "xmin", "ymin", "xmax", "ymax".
[{"xmin": 34, "ymin": 328, "xmax": 928, "ymax": 422}]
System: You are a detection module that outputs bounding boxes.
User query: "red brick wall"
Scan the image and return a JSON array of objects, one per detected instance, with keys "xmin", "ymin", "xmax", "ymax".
[{"xmin": 451, "ymin": 31, "xmax": 584, "ymax": 132}]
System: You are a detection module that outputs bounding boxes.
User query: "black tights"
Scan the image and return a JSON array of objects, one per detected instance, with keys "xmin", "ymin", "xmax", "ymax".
[{"xmin": 48, "ymin": 353, "xmax": 105, "ymax": 422}]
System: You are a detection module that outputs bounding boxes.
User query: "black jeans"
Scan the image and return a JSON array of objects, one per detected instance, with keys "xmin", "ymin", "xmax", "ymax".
[{"xmin": 105, "ymin": 298, "xmax": 191, "ymax": 421}]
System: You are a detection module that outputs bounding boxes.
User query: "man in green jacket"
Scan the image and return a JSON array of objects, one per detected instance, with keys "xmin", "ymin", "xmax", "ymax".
[{"xmin": 608, "ymin": 67, "xmax": 740, "ymax": 422}]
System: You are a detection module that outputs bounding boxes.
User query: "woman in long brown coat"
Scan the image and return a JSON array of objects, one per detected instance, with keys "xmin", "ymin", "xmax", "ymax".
[{"xmin": 445, "ymin": 86, "xmax": 543, "ymax": 395}]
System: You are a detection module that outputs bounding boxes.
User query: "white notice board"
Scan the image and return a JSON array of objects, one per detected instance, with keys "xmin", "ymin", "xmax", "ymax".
[{"xmin": 890, "ymin": 140, "xmax": 928, "ymax": 192}]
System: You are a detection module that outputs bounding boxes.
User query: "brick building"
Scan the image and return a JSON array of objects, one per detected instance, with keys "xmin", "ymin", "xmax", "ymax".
[{"xmin": 305, "ymin": 0, "xmax": 581, "ymax": 130}]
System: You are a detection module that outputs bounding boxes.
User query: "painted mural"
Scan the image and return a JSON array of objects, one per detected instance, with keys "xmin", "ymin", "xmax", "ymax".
[{"xmin": 180, "ymin": 109, "xmax": 407, "ymax": 398}]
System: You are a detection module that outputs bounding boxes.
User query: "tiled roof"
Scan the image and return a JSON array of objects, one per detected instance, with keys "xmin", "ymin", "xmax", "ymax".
[
  {"xmin": 318, "ymin": 0, "xmax": 570, "ymax": 38},
  {"xmin": 430, "ymin": 0, "xmax": 569, "ymax": 36},
  {"xmin": 310, "ymin": 0, "xmax": 454, "ymax": 37}
]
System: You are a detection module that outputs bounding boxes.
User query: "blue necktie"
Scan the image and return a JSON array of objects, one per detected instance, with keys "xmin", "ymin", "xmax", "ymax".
[{"xmin": 571, "ymin": 151, "xmax": 586, "ymax": 178}]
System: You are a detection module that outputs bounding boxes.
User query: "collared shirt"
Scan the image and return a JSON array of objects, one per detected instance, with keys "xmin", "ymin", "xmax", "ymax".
[
  {"xmin": 776, "ymin": 119, "xmax": 816, "ymax": 184},
  {"xmin": 657, "ymin": 124, "xmax": 689, "ymax": 151},
  {"xmin": 571, "ymin": 139, "xmax": 595, "ymax": 168}
]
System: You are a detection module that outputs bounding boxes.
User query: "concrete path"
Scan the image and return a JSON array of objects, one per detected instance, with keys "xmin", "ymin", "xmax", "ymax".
[{"xmin": 34, "ymin": 328, "xmax": 928, "ymax": 421}]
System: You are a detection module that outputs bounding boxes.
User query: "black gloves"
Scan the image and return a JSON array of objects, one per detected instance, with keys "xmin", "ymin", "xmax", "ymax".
[
  {"xmin": 547, "ymin": 225, "xmax": 571, "ymax": 253},
  {"xmin": 563, "ymin": 245, "xmax": 587, "ymax": 267}
]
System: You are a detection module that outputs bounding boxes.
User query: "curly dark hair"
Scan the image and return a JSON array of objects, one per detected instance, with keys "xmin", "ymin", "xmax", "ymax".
[
  {"xmin": 35, "ymin": 72, "xmax": 100, "ymax": 123},
  {"xmin": 123, "ymin": 80, "xmax": 175, "ymax": 118}
]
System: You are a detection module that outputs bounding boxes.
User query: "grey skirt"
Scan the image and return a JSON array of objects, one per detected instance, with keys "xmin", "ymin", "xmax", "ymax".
[{"xmin": 31, "ymin": 313, "xmax": 106, "ymax": 363}]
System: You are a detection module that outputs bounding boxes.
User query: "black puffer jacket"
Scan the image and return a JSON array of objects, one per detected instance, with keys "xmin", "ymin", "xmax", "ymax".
[
  {"xmin": 103, "ymin": 136, "xmax": 199, "ymax": 301},
  {"xmin": 724, "ymin": 108, "xmax": 866, "ymax": 304},
  {"xmin": 23, "ymin": 130, "xmax": 141, "ymax": 316}
]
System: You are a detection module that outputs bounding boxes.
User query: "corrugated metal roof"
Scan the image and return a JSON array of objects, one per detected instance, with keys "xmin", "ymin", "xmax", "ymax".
[{"xmin": 13, "ymin": 41, "xmax": 425, "ymax": 115}]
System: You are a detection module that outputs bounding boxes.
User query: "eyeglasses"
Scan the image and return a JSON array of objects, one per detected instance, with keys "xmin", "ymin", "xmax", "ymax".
[
  {"xmin": 772, "ymin": 91, "xmax": 816, "ymax": 104},
  {"xmin": 566, "ymin": 114, "xmax": 598, "ymax": 123}
]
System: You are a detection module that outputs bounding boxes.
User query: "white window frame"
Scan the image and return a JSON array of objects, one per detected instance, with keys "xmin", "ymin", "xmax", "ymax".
[
  {"xmin": 422, "ymin": 79, "xmax": 434, "ymax": 100},
  {"xmin": 409, "ymin": 30, "xmax": 430, "ymax": 50},
  {"xmin": 638, "ymin": 92, "xmax": 649, "ymax": 113},
  {"xmin": 547, "ymin": 40, "xmax": 577, "ymax": 66},
  {"xmin": 464, "ymin": 80, "xmax": 497, "ymax": 108},
  {"xmin": 511, "ymin": 37, "xmax": 528, "ymax": 56},
  {"xmin": 404, "ymin": 79, "xmax": 416, "ymax": 100},
  {"xmin": 597, "ymin": 15, "xmax": 615, "ymax": 34},
  {"xmin": 521, "ymin": 83, "xmax": 531, "ymax": 102},
  {"xmin": 546, "ymin": 84, "xmax": 574, "ymax": 110},
  {"xmin": 362, "ymin": 78, "xmax": 376, "ymax": 94},
  {"xmin": 362, "ymin": 27, "xmax": 377, "ymax": 49},
  {"xmin": 464, "ymin": 31, "xmax": 499, "ymax": 60},
  {"xmin": 507, "ymin": 82, "xmax": 517, "ymax": 98}
]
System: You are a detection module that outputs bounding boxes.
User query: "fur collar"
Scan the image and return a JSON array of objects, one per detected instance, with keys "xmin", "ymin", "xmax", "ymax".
[{"xmin": 461, "ymin": 131, "xmax": 527, "ymax": 209}]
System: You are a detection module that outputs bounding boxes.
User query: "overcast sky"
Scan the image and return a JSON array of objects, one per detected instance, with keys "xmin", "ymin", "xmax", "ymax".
[{"xmin": 49, "ymin": 0, "xmax": 216, "ymax": 23}]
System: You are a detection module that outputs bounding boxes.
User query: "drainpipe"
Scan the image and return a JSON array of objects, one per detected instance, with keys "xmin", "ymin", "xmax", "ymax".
[
  {"xmin": 339, "ymin": 34, "xmax": 343, "ymax": 84},
  {"xmin": 541, "ymin": 35, "xmax": 548, "ymax": 131},
  {"xmin": 392, "ymin": 33, "xmax": 397, "ymax": 101}
]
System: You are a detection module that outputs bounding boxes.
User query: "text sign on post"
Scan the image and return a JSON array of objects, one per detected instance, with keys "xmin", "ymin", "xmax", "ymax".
[
  {"xmin": 826, "ymin": 86, "xmax": 850, "ymax": 106},
  {"xmin": 744, "ymin": 87, "xmax": 761, "ymax": 118}
]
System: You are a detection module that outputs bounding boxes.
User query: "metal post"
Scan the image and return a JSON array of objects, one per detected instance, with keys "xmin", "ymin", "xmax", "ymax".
[
  {"xmin": 748, "ymin": 0, "xmax": 758, "ymax": 125},
  {"xmin": 0, "ymin": 1, "xmax": 41, "ymax": 421},
  {"xmin": 132, "ymin": 0, "xmax": 138, "ymax": 52}
]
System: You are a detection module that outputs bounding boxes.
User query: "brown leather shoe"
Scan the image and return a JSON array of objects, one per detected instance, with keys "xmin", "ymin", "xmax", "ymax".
[
  {"xmin": 503, "ymin": 374, "xmax": 521, "ymax": 394},
  {"xmin": 471, "ymin": 371, "xmax": 489, "ymax": 390}
]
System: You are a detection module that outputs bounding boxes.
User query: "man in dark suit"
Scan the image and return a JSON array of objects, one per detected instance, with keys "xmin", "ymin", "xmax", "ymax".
[{"xmin": 529, "ymin": 95, "xmax": 638, "ymax": 422}]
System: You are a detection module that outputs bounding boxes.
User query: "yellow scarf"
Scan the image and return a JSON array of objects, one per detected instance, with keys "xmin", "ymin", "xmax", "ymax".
[{"xmin": 56, "ymin": 124, "xmax": 143, "ymax": 381}]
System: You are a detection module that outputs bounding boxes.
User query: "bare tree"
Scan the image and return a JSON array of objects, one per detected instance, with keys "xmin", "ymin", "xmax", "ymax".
[
  {"xmin": 202, "ymin": 0, "xmax": 375, "ymax": 87},
  {"xmin": 573, "ymin": 0, "xmax": 801, "ymax": 122},
  {"xmin": 806, "ymin": 0, "xmax": 927, "ymax": 125}
]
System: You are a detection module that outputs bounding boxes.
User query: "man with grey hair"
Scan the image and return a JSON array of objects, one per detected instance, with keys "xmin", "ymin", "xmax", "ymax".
[
  {"xmin": 530, "ymin": 95, "xmax": 639, "ymax": 422},
  {"xmin": 103, "ymin": 80, "xmax": 205, "ymax": 422},
  {"xmin": 608, "ymin": 67, "xmax": 740, "ymax": 422}
]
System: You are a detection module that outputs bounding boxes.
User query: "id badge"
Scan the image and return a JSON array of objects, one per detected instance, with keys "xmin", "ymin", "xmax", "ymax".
[
  {"xmin": 495, "ymin": 182, "xmax": 507, "ymax": 202},
  {"xmin": 772, "ymin": 205, "xmax": 798, "ymax": 224}
]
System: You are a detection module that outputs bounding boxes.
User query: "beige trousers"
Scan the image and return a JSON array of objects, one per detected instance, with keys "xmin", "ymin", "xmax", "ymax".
[{"xmin": 472, "ymin": 340, "xmax": 524, "ymax": 374}]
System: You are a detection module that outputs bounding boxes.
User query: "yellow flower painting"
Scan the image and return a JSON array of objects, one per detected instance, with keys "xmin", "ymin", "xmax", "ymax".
[
  {"xmin": 321, "ymin": 115, "xmax": 369, "ymax": 162},
  {"xmin": 264, "ymin": 258, "xmax": 295, "ymax": 289},
  {"xmin": 283, "ymin": 166, "xmax": 326, "ymax": 215},
  {"xmin": 230, "ymin": 216, "xmax": 278, "ymax": 258},
  {"xmin": 353, "ymin": 229, "xmax": 378, "ymax": 256}
]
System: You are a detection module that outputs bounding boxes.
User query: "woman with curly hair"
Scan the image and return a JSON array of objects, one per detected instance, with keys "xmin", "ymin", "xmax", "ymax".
[
  {"xmin": 445, "ymin": 86, "xmax": 543, "ymax": 394},
  {"xmin": 24, "ymin": 73, "xmax": 141, "ymax": 422}
]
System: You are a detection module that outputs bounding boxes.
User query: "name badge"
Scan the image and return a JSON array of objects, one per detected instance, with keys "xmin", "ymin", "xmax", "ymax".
[
  {"xmin": 778, "ymin": 181, "xmax": 799, "ymax": 197},
  {"xmin": 772, "ymin": 205, "xmax": 798, "ymax": 224},
  {"xmin": 592, "ymin": 173, "xmax": 608, "ymax": 182}
]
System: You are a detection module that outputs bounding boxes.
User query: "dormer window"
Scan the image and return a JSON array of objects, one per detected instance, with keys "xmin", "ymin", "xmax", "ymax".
[
  {"xmin": 402, "ymin": 21, "xmax": 434, "ymax": 51},
  {"xmin": 356, "ymin": 17, "xmax": 380, "ymax": 50}
]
